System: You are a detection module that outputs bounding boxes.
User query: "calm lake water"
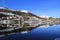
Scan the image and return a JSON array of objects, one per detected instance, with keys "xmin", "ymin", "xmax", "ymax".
[{"xmin": 0, "ymin": 25, "xmax": 60, "ymax": 40}]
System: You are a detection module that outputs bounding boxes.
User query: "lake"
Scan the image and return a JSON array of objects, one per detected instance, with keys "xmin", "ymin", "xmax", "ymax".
[{"xmin": 0, "ymin": 25, "xmax": 60, "ymax": 40}]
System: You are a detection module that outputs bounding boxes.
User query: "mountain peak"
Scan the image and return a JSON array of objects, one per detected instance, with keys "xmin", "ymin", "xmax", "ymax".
[
  {"xmin": 0, "ymin": 7, "xmax": 7, "ymax": 9},
  {"xmin": 40, "ymin": 16, "xmax": 50, "ymax": 18},
  {"xmin": 20, "ymin": 10, "xmax": 29, "ymax": 13}
]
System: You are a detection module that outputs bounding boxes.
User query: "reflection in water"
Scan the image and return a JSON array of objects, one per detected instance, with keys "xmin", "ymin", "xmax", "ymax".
[
  {"xmin": 55, "ymin": 38, "xmax": 60, "ymax": 40},
  {"xmin": 0, "ymin": 25, "xmax": 60, "ymax": 40},
  {"xmin": 0, "ymin": 23, "xmax": 59, "ymax": 37},
  {"xmin": 39, "ymin": 25, "xmax": 50, "ymax": 28},
  {"xmin": 0, "ymin": 10, "xmax": 41, "ymax": 36},
  {"xmin": 20, "ymin": 31, "xmax": 28, "ymax": 34},
  {"xmin": 0, "ymin": 8, "xmax": 60, "ymax": 40}
]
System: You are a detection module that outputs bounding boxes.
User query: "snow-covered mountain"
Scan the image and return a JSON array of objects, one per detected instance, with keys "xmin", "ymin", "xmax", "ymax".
[
  {"xmin": 40, "ymin": 16, "xmax": 50, "ymax": 18},
  {"xmin": 0, "ymin": 7, "xmax": 7, "ymax": 9},
  {"xmin": 20, "ymin": 10, "xmax": 29, "ymax": 13}
]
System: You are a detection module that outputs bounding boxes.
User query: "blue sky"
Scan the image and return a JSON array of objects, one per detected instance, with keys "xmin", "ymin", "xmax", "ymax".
[{"xmin": 0, "ymin": 0, "xmax": 60, "ymax": 18}]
